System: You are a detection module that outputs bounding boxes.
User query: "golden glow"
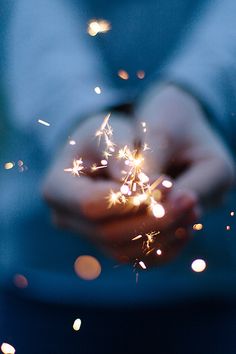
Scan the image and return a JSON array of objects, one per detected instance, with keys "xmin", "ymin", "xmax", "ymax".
[
  {"xmin": 118, "ymin": 70, "xmax": 129, "ymax": 80},
  {"xmin": 38, "ymin": 119, "xmax": 50, "ymax": 126},
  {"xmin": 73, "ymin": 318, "xmax": 82, "ymax": 331},
  {"xmin": 193, "ymin": 223, "xmax": 203, "ymax": 231},
  {"xmin": 87, "ymin": 19, "xmax": 111, "ymax": 36},
  {"xmin": 1, "ymin": 343, "xmax": 16, "ymax": 354},
  {"xmin": 64, "ymin": 158, "xmax": 84, "ymax": 177},
  {"xmin": 74, "ymin": 255, "xmax": 101, "ymax": 280},
  {"xmin": 191, "ymin": 259, "xmax": 206, "ymax": 273},
  {"xmin": 4, "ymin": 162, "xmax": 14, "ymax": 170}
]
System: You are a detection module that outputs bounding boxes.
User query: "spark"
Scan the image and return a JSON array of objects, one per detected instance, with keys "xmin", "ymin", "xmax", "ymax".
[
  {"xmin": 64, "ymin": 158, "xmax": 84, "ymax": 177},
  {"xmin": 69, "ymin": 139, "xmax": 76, "ymax": 145},
  {"xmin": 107, "ymin": 190, "xmax": 122, "ymax": 208},
  {"xmin": 95, "ymin": 113, "xmax": 116, "ymax": 156},
  {"xmin": 132, "ymin": 234, "xmax": 143, "ymax": 241},
  {"xmin": 226, "ymin": 225, "xmax": 231, "ymax": 231},
  {"xmin": 191, "ymin": 259, "xmax": 206, "ymax": 273},
  {"xmin": 38, "ymin": 119, "xmax": 50, "ymax": 127},
  {"xmin": 94, "ymin": 86, "xmax": 102, "ymax": 94},
  {"xmin": 139, "ymin": 261, "xmax": 147, "ymax": 270},
  {"xmin": 1, "ymin": 343, "xmax": 16, "ymax": 354},
  {"xmin": 143, "ymin": 143, "xmax": 150, "ymax": 152},
  {"xmin": 230, "ymin": 211, "xmax": 235, "ymax": 216},
  {"xmin": 87, "ymin": 19, "xmax": 111, "ymax": 36},
  {"xmin": 91, "ymin": 163, "xmax": 107, "ymax": 172},
  {"xmin": 156, "ymin": 249, "xmax": 162, "ymax": 256},
  {"xmin": 73, "ymin": 318, "xmax": 82, "ymax": 331},
  {"xmin": 150, "ymin": 198, "xmax": 165, "ymax": 218},
  {"xmin": 162, "ymin": 180, "xmax": 173, "ymax": 188},
  {"xmin": 118, "ymin": 70, "xmax": 129, "ymax": 80}
]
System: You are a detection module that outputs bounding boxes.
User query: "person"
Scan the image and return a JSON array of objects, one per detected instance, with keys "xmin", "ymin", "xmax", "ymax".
[{"xmin": 1, "ymin": 0, "xmax": 236, "ymax": 353}]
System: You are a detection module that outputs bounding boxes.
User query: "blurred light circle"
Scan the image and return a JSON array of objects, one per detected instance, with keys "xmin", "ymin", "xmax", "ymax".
[
  {"xmin": 1, "ymin": 343, "xmax": 16, "ymax": 354},
  {"xmin": 73, "ymin": 318, "xmax": 82, "ymax": 331},
  {"xmin": 13, "ymin": 274, "xmax": 28, "ymax": 288},
  {"xmin": 74, "ymin": 255, "xmax": 101, "ymax": 280},
  {"xmin": 191, "ymin": 259, "xmax": 206, "ymax": 273}
]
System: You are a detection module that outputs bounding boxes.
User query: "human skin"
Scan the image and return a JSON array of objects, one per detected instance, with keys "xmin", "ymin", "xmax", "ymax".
[{"xmin": 43, "ymin": 85, "xmax": 235, "ymax": 265}]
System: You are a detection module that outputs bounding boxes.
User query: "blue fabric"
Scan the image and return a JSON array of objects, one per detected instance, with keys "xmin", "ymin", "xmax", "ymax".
[{"xmin": 1, "ymin": 0, "xmax": 236, "ymax": 307}]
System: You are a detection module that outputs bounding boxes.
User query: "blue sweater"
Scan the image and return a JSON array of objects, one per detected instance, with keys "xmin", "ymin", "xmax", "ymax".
[{"xmin": 1, "ymin": 0, "xmax": 236, "ymax": 306}]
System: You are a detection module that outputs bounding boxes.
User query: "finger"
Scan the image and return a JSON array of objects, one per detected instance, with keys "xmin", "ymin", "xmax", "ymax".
[{"xmin": 172, "ymin": 155, "xmax": 235, "ymax": 205}]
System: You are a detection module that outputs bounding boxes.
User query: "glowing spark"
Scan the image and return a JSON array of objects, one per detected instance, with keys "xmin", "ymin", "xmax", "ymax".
[
  {"xmin": 144, "ymin": 231, "xmax": 160, "ymax": 250},
  {"xmin": 193, "ymin": 223, "xmax": 203, "ymax": 231},
  {"xmin": 132, "ymin": 234, "xmax": 143, "ymax": 241},
  {"xmin": 101, "ymin": 159, "xmax": 108, "ymax": 166},
  {"xmin": 87, "ymin": 19, "xmax": 111, "ymax": 36},
  {"xmin": 91, "ymin": 163, "xmax": 107, "ymax": 172},
  {"xmin": 73, "ymin": 318, "xmax": 82, "ymax": 331},
  {"xmin": 38, "ymin": 119, "xmax": 50, "ymax": 126},
  {"xmin": 138, "ymin": 172, "xmax": 149, "ymax": 184},
  {"xmin": 1, "ymin": 343, "xmax": 16, "ymax": 354},
  {"xmin": 120, "ymin": 184, "xmax": 130, "ymax": 195},
  {"xmin": 4, "ymin": 162, "xmax": 14, "ymax": 170},
  {"xmin": 118, "ymin": 70, "xmax": 129, "ymax": 80},
  {"xmin": 226, "ymin": 225, "xmax": 231, "ymax": 231},
  {"xmin": 150, "ymin": 198, "xmax": 165, "ymax": 218},
  {"xmin": 230, "ymin": 211, "xmax": 235, "ymax": 216},
  {"xmin": 107, "ymin": 190, "xmax": 121, "ymax": 208},
  {"xmin": 64, "ymin": 158, "xmax": 84, "ymax": 177},
  {"xmin": 191, "ymin": 259, "xmax": 206, "ymax": 273},
  {"xmin": 139, "ymin": 261, "xmax": 147, "ymax": 270},
  {"xmin": 143, "ymin": 143, "xmax": 150, "ymax": 152},
  {"xmin": 162, "ymin": 180, "xmax": 173, "ymax": 188},
  {"xmin": 137, "ymin": 70, "xmax": 145, "ymax": 79},
  {"xmin": 94, "ymin": 86, "xmax": 102, "ymax": 94},
  {"xmin": 156, "ymin": 249, "xmax": 162, "ymax": 256},
  {"xmin": 69, "ymin": 140, "xmax": 76, "ymax": 145}
]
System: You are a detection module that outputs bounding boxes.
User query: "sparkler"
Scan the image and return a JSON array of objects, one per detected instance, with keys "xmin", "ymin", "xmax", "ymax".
[
  {"xmin": 64, "ymin": 113, "xmax": 171, "ymax": 270},
  {"xmin": 64, "ymin": 158, "xmax": 84, "ymax": 177},
  {"xmin": 87, "ymin": 19, "xmax": 111, "ymax": 36}
]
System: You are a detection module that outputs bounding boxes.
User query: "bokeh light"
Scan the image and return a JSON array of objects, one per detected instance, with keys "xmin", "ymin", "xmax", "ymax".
[
  {"xmin": 74, "ymin": 255, "xmax": 101, "ymax": 280},
  {"xmin": 191, "ymin": 259, "xmax": 206, "ymax": 273}
]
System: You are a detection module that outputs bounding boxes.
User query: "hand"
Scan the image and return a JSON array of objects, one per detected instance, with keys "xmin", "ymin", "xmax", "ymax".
[
  {"xmin": 135, "ymin": 84, "xmax": 235, "ymax": 206},
  {"xmin": 43, "ymin": 111, "xmax": 199, "ymax": 267}
]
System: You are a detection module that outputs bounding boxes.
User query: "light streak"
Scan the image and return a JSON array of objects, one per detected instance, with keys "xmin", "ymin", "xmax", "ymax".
[
  {"xmin": 38, "ymin": 119, "xmax": 50, "ymax": 127},
  {"xmin": 139, "ymin": 261, "xmax": 147, "ymax": 270}
]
